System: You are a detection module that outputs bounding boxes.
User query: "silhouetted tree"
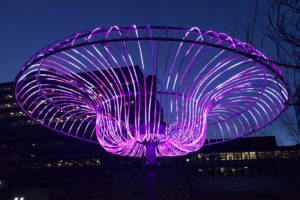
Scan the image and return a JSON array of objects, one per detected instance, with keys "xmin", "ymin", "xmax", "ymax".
[{"xmin": 245, "ymin": 0, "xmax": 300, "ymax": 141}]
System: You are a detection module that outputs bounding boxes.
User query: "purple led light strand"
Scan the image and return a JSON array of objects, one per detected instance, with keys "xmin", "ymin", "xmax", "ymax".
[{"xmin": 15, "ymin": 25, "xmax": 289, "ymax": 158}]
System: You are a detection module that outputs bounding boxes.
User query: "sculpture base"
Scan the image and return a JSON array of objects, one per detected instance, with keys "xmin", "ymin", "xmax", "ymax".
[{"xmin": 146, "ymin": 142, "xmax": 156, "ymax": 200}]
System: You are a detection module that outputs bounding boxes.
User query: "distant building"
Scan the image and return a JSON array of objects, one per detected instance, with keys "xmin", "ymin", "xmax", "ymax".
[{"xmin": 0, "ymin": 82, "xmax": 300, "ymax": 200}]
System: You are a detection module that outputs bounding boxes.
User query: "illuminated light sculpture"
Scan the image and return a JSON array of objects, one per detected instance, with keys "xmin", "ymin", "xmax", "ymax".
[{"xmin": 15, "ymin": 25, "xmax": 289, "ymax": 199}]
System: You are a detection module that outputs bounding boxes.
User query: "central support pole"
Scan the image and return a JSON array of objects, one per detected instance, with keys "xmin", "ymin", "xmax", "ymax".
[{"xmin": 146, "ymin": 142, "xmax": 156, "ymax": 200}]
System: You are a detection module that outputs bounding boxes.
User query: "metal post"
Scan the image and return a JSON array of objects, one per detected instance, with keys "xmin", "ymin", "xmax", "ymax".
[{"xmin": 146, "ymin": 142, "xmax": 156, "ymax": 200}]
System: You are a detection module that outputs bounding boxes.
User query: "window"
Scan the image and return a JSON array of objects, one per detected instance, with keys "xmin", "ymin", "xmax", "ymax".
[
  {"xmin": 233, "ymin": 152, "xmax": 241, "ymax": 160},
  {"xmin": 249, "ymin": 152, "xmax": 256, "ymax": 160},
  {"xmin": 14, "ymin": 197, "xmax": 24, "ymax": 200},
  {"xmin": 220, "ymin": 167, "xmax": 227, "ymax": 175},
  {"xmin": 4, "ymin": 95, "xmax": 13, "ymax": 99},
  {"xmin": 281, "ymin": 150, "xmax": 290, "ymax": 159},
  {"xmin": 229, "ymin": 168, "xmax": 236, "ymax": 175},
  {"xmin": 235, "ymin": 167, "xmax": 244, "ymax": 175},
  {"xmin": 244, "ymin": 166, "xmax": 250, "ymax": 175},
  {"xmin": 226, "ymin": 152, "xmax": 233, "ymax": 160},
  {"xmin": 197, "ymin": 154, "xmax": 203, "ymax": 160},
  {"xmin": 257, "ymin": 151, "xmax": 265, "ymax": 159},
  {"xmin": 96, "ymin": 159, "xmax": 101, "ymax": 165},
  {"xmin": 290, "ymin": 150, "xmax": 299, "ymax": 159},
  {"xmin": 210, "ymin": 152, "xmax": 219, "ymax": 161},
  {"xmin": 265, "ymin": 151, "xmax": 273, "ymax": 159},
  {"xmin": 0, "ymin": 103, "xmax": 16, "ymax": 109},
  {"xmin": 242, "ymin": 152, "xmax": 249, "ymax": 160},
  {"xmin": 0, "ymin": 86, "xmax": 11, "ymax": 91},
  {"xmin": 274, "ymin": 151, "xmax": 282, "ymax": 159},
  {"xmin": 219, "ymin": 152, "xmax": 226, "ymax": 161},
  {"xmin": 9, "ymin": 111, "xmax": 26, "ymax": 117},
  {"xmin": 204, "ymin": 154, "xmax": 210, "ymax": 161}
]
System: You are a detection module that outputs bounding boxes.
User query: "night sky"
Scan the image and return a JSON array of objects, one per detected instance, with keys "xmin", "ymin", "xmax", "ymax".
[{"xmin": 0, "ymin": 0, "xmax": 298, "ymax": 145}]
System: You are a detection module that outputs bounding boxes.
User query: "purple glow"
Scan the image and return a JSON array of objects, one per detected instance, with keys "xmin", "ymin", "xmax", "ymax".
[{"xmin": 15, "ymin": 25, "xmax": 289, "ymax": 158}]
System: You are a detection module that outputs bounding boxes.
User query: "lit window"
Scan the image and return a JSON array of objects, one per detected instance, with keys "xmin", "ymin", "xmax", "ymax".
[
  {"xmin": 220, "ymin": 167, "xmax": 227, "ymax": 175},
  {"xmin": 5, "ymin": 95, "xmax": 12, "ymax": 99},
  {"xmin": 27, "ymin": 120, "xmax": 34, "ymax": 125},
  {"xmin": 249, "ymin": 152, "xmax": 256, "ymax": 160},
  {"xmin": 241, "ymin": 152, "xmax": 249, "ymax": 160},
  {"xmin": 226, "ymin": 152, "xmax": 233, "ymax": 160},
  {"xmin": 220, "ymin": 167, "xmax": 225, "ymax": 173},
  {"xmin": 197, "ymin": 154, "xmax": 202, "ymax": 159},
  {"xmin": 281, "ymin": 150, "xmax": 290, "ymax": 159},
  {"xmin": 14, "ymin": 197, "xmax": 25, "ymax": 200},
  {"xmin": 16, "ymin": 111, "xmax": 25, "ymax": 116},
  {"xmin": 205, "ymin": 156, "xmax": 210, "ymax": 161},
  {"xmin": 233, "ymin": 152, "xmax": 241, "ymax": 160}
]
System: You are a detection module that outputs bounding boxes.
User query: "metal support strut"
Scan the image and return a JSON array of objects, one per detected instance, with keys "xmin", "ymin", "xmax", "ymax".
[{"xmin": 146, "ymin": 142, "xmax": 156, "ymax": 200}]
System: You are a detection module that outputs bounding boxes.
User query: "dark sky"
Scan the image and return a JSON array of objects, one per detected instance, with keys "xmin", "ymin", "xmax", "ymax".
[
  {"xmin": 0, "ymin": 0, "xmax": 298, "ymax": 145},
  {"xmin": 0, "ymin": 0, "xmax": 258, "ymax": 83}
]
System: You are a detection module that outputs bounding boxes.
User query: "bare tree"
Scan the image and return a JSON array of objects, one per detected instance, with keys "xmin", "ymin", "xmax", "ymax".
[
  {"xmin": 244, "ymin": 0, "xmax": 300, "ymax": 141},
  {"xmin": 245, "ymin": 0, "xmax": 300, "ymax": 68}
]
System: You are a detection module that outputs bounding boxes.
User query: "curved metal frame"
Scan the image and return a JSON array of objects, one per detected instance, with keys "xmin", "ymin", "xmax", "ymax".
[{"xmin": 14, "ymin": 25, "xmax": 290, "ymax": 157}]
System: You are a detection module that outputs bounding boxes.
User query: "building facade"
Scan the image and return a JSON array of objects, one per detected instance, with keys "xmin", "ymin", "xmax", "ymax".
[
  {"xmin": 0, "ymin": 82, "xmax": 300, "ymax": 200},
  {"xmin": 296, "ymin": 85, "xmax": 300, "ymax": 132}
]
